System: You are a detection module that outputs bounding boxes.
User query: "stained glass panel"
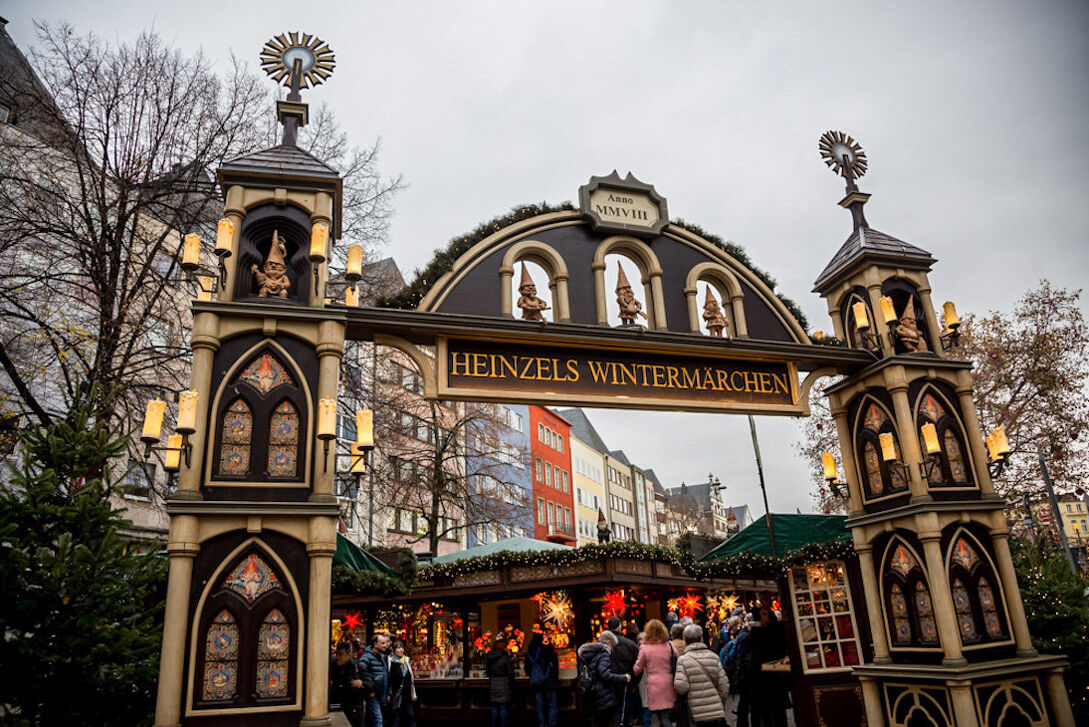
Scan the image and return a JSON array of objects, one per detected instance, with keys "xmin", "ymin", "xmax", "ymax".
[
  {"xmin": 219, "ymin": 445, "xmax": 250, "ymax": 476},
  {"xmin": 953, "ymin": 578, "xmax": 979, "ymax": 642},
  {"xmin": 205, "ymin": 609, "xmax": 238, "ymax": 660},
  {"xmin": 945, "ymin": 430, "xmax": 969, "ymax": 483},
  {"xmin": 256, "ymin": 660, "xmax": 289, "ymax": 697},
  {"xmin": 224, "ymin": 553, "xmax": 280, "ymax": 603},
  {"xmin": 889, "ymin": 439, "xmax": 908, "ymax": 491},
  {"xmin": 258, "ymin": 609, "xmax": 290, "ymax": 659},
  {"xmin": 915, "ymin": 581, "xmax": 939, "ymax": 644},
  {"xmin": 240, "ymin": 352, "xmax": 293, "ymax": 395},
  {"xmin": 864, "ymin": 441, "xmax": 885, "ymax": 495},
  {"xmin": 223, "ymin": 400, "xmax": 252, "ymax": 444},
  {"xmin": 920, "ymin": 394, "xmax": 944, "ymax": 423},
  {"xmin": 256, "ymin": 608, "xmax": 290, "ymax": 698},
  {"xmin": 890, "ymin": 584, "xmax": 911, "ymax": 644},
  {"xmin": 203, "ymin": 661, "xmax": 237, "ymax": 701},
  {"xmin": 952, "ymin": 538, "xmax": 980, "ymax": 570},
  {"xmin": 863, "ymin": 404, "xmax": 887, "ymax": 432},
  {"xmin": 979, "ymin": 578, "xmax": 1004, "ymax": 639},
  {"xmin": 889, "ymin": 545, "xmax": 918, "ymax": 577},
  {"xmin": 267, "ymin": 401, "xmax": 299, "ymax": 478}
]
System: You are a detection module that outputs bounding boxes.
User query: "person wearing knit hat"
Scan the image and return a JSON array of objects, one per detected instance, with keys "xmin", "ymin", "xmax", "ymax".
[{"xmin": 516, "ymin": 262, "xmax": 550, "ymax": 321}]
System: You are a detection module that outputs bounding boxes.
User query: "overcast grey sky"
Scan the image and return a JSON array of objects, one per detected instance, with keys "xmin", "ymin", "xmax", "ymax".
[{"xmin": 6, "ymin": 1, "xmax": 1087, "ymax": 514}]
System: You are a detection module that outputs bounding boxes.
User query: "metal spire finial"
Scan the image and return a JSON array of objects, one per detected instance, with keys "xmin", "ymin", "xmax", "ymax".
[
  {"xmin": 819, "ymin": 130, "xmax": 870, "ymax": 231},
  {"xmin": 260, "ymin": 33, "xmax": 336, "ymax": 146}
]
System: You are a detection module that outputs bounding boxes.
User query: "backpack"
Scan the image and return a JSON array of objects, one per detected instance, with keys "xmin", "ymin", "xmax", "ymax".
[
  {"xmin": 575, "ymin": 655, "xmax": 594, "ymax": 695},
  {"xmin": 723, "ymin": 638, "xmax": 740, "ymax": 687},
  {"xmin": 527, "ymin": 647, "xmax": 552, "ymax": 688}
]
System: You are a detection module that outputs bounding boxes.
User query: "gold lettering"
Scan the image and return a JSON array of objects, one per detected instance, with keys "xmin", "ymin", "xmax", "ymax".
[
  {"xmin": 520, "ymin": 357, "xmax": 536, "ymax": 379},
  {"xmin": 715, "ymin": 370, "xmax": 731, "ymax": 392},
  {"xmin": 681, "ymin": 368, "xmax": 698, "ymax": 390},
  {"xmin": 772, "ymin": 372, "xmax": 789, "ymax": 395},
  {"xmin": 471, "ymin": 353, "xmax": 488, "ymax": 377},
  {"xmin": 608, "ymin": 362, "xmax": 620, "ymax": 386},
  {"xmin": 666, "ymin": 366, "xmax": 681, "ymax": 389},
  {"xmin": 498, "ymin": 355, "xmax": 518, "ymax": 379},
  {"xmin": 450, "ymin": 352, "xmax": 470, "ymax": 376},
  {"xmin": 565, "ymin": 359, "xmax": 580, "ymax": 382},
  {"xmin": 730, "ymin": 371, "xmax": 745, "ymax": 391},
  {"xmin": 652, "ymin": 365, "xmax": 666, "ymax": 388},
  {"xmin": 637, "ymin": 364, "xmax": 652, "ymax": 387},
  {"xmin": 758, "ymin": 372, "xmax": 773, "ymax": 394},
  {"xmin": 617, "ymin": 362, "xmax": 638, "ymax": 386},
  {"xmin": 587, "ymin": 360, "xmax": 609, "ymax": 383},
  {"xmin": 743, "ymin": 371, "xmax": 759, "ymax": 392},
  {"xmin": 535, "ymin": 357, "xmax": 552, "ymax": 381}
]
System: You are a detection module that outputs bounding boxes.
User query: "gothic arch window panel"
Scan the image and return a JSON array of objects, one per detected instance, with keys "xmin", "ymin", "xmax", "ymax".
[
  {"xmin": 882, "ymin": 540, "xmax": 941, "ymax": 649},
  {"xmin": 842, "ymin": 289, "xmax": 876, "ymax": 352},
  {"xmin": 212, "ymin": 347, "xmax": 308, "ymax": 482},
  {"xmin": 915, "ymin": 390, "xmax": 974, "ymax": 487},
  {"xmin": 193, "ymin": 546, "xmax": 298, "ymax": 711},
  {"xmin": 946, "ymin": 531, "xmax": 1010, "ymax": 646},
  {"xmin": 856, "ymin": 399, "xmax": 909, "ymax": 500}
]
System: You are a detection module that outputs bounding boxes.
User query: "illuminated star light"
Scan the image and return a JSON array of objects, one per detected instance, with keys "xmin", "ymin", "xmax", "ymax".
[
  {"xmin": 603, "ymin": 590, "xmax": 627, "ymax": 617},
  {"xmin": 342, "ymin": 612, "xmax": 362, "ymax": 630}
]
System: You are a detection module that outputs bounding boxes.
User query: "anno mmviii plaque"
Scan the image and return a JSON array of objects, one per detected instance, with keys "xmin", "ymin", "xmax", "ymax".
[{"xmin": 578, "ymin": 171, "xmax": 669, "ymax": 237}]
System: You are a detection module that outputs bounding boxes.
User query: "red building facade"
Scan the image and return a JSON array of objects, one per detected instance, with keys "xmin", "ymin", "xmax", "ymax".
[{"xmin": 529, "ymin": 406, "xmax": 576, "ymax": 546}]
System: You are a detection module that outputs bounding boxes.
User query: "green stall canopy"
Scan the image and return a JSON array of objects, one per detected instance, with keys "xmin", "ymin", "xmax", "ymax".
[
  {"xmin": 699, "ymin": 514, "xmax": 850, "ymax": 562},
  {"xmin": 334, "ymin": 533, "xmax": 397, "ymax": 576}
]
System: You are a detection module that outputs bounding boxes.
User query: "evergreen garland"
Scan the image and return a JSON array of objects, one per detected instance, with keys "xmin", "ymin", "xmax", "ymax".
[
  {"xmin": 331, "ymin": 546, "xmax": 418, "ymax": 596},
  {"xmin": 377, "ymin": 204, "xmax": 809, "ymax": 331},
  {"xmin": 809, "ymin": 333, "xmax": 847, "ymax": 347}
]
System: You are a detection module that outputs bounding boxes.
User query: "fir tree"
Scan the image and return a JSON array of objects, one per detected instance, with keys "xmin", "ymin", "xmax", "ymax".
[{"xmin": 0, "ymin": 401, "xmax": 167, "ymax": 726}]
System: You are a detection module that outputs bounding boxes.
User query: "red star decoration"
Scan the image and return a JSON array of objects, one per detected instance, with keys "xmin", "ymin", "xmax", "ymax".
[
  {"xmin": 603, "ymin": 590, "xmax": 627, "ymax": 616},
  {"xmin": 343, "ymin": 612, "xmax": 362, "ymax": 630}
]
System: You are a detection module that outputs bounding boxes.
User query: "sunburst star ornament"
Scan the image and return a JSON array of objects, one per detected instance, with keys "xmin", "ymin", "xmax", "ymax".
[
  {"xmin": 819, "ymin": 130, "xmax": 868, "ymax": 180},
  {"xmin": 260, "ymin": 32, "xmax": 336, "ymax": 89}
]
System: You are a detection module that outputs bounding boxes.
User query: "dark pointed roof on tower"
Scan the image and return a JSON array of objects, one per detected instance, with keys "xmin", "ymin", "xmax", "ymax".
[
  {"xmin": 219, "ymin": 143, "xmax": 339, "ymax": 180},
  {"xmin": 812, "ymin": 225, "xmax": 935, "ymax": 292}
]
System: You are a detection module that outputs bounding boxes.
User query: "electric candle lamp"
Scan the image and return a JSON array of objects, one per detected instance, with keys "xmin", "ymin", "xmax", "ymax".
[
  {"xmin": 921, "ymin": 423, "xmax": 941, "ymax": 454},
  {"xmin": 346, "ymin": 245, "xmax": 363, "ymax": 282},
  {"xmin": 176, "ymin": 390, "xmax": 199, "ymax": 434},
  {"xmin": 317, "ymin": 398, "xmax": 337, "ymax": 440},
  {"xmin": 196, "ymin": 276, "xmax": 213, "ymax": 302},
  {"xmin": 181, "ymin": 234, "xmax": 201, "ymax": 272},
  {"xmin": 879, "ymin": 296, "xmax": 898, "ymax": 325},
  {"xmin": 141, "ymin": 399, "xmax": 166, "ymax": 443},
  {"xmin": 164, "ymin": 433, "xmax": 183, "ymax": 471},
  {"xmin": 309, "ymin": 222, "xmax": 329, "ymax": 263},
  {"xmin": 879, "ymin": 432, "xmax": 897, "ymax": 462},
  {"xmin": 350, "ymin": 442, "xmax": 367, "ymax": 474},
  {"xmin": 994, "ymin": 427, "xmax": 1011, "ymax": 457},
  {"xmin": 821, "ymin": 452, "xmax": 837, "ymax": 481},
  {"xmin": 852, "ymin": 301, "xmax": 870, "ymax": 330},
  {"xmin": 813, "ymin": 330, "xmax": 824, "ymax": 340},
  {"xmin": 345, "ymin": 285, "xmax": 359, "ymax": 307},
  {"xmin": 943, "ymin": 301, "xmax": 960, "ymax": 330},
  {"xmin": 355, "ymin": 408, "xmax": 374, "ymax": 449},
  {"xmin": 215, "ymin": 218, "xmax": 234, "ymax": 256},
  {"xmin": 985, "ymin": 433, "xmax": 999, "ymax": 461}
]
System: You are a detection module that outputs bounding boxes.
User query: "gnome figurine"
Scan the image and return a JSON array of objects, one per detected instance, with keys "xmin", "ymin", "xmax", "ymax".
[
  {"xmin": 896, "ymin": 306, "xmax": 928, "ymax": 353},
  {"xmin": 251, "ymin": 231, "xmax": 291, "ymax": 298},
  {"xmin": 702, "ymin": 287, "xmax": 730, "ymax": 338},
  {"xmin": 516, "ymin": 262, "xmax": 550, "ymax": 322},
  {"xmin": 615, "ymin": 263, "xmax": 646, "ymax": 326},
  {"xmin": 596, "ymin": 508, "xmax": 611, "ymax": 544}
]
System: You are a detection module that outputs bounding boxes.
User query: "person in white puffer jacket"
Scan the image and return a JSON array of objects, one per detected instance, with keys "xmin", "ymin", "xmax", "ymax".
[{"xmin": 674, "ymin": 624, "xmax": 730, "ymax": 727}]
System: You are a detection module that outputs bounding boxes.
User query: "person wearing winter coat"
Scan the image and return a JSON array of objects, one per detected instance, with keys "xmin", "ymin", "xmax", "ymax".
[
  {"xmin": 578, "ymin": 631, "xmax": 631, "ymax": 727},
  {"xmin": 486, "ymin": 636, "xmax": 516, "ymax": 727},
  {"xmin": 358, "ymin": 633, "xmax": 392, "ymax": 727},
  {"xmin": 524, "ymin": 633, "xmax": 559, "ymax": 727},
  {"xmin": 632, "ymin": 619, "xmax": 677, "ymax": 727},
  {"xmin": 746, "ymin": 608, "xmax": 788, "ymax": 727},
  {"xmin": 674, "ymin": 625, "xmax": 730, "ymax": 727},
  {"xmin": 386, "ymin": 641, "xmax": 417, "ymax": 727},
  {"xmin": 331, "ymin": 642, "xmax": 373, "ymax": 727},
  {"xmin": 607, "ymin": 616, "xmax": 640, "ymax": 726},
  {"xmin": 669, "ymin": 622, "xmax": 687, "ymax": 659}
]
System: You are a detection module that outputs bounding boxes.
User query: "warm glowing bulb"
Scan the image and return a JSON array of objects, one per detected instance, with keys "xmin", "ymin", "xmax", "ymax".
[
  {"xmin": 310, "ymin": 222, "xmax": 329, "ymax": 262},
  {"xmin": 943, "ymin": 301, "xmax": 960, "ymax": 330},
  {"xmin": 181, "ymin": 234, "xmax": 201, "ymax": 271},
  {"xmin": 821, "ymin": 452, "xmax": 837, "ymax": 481},
  {"xmin": 852, "ymin": 301, "xmax": 870, "ymax": 330},
  {"xmin": 813, "ymin": 330, "xmax": 824, "ymax": 340},
  {"xmin": 215, "ymin": 218, "xmax": 234, "ymax": 256},
  {"xmin": 141, "ymin": 399, "xmax": 166, "ymax": 443},
  {"xmin": 176, "ymin": 390, "xmax": 199, "ymax": 434},
  {"xmin": 164, "ymin": 433, "xmax": 183, "ymax": 471},
  {"xmin": 985, "ymin": 433, "xmax": 999, "ymax": 461},
  {"xmin": 879, "ymin": 296, "xmax": 897, "ymax": 325},
  {"xmin": 879, "ymin": 432, "xmax": 897, "ymax": 462},
  {"xmin": 345, "ymin": 286, "xmax": 359, "ymax": 307},
  {"xmin": 920, "ymin": 423, "xmax": 941, "ymax": 454},
  {"xmin": 356, "ymin": 409, "xmax": 374, "ymax": 449},
  {"xmin": 196, "ymin": 276, "xmax": 213, "ymax": 302},
  {"xmin": 994, "ymin": 427, "xmax": 1010, "ymax": 457},
  {"xmin": 346, "ymin": 245, "xmax": 363, "ymax": 281},
  {"xmin": 317, "ymin": 398, "xmax": 337, "ymax": 440}
]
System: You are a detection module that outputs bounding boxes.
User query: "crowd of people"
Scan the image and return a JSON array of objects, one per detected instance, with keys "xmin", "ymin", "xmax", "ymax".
[
  {"xmin": 329, "ymin": 604, "xmax": 789, "ymax": 727},
  {"xmin": 574, "ymin": 607, "xmax": 790, "ymax": 727},
  {"xmin": 330, "ymin": 631, "xmax": 418, "ymax": 727}
]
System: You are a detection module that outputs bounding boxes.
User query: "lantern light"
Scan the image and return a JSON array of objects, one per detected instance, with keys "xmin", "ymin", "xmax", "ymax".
[
  {"xmin": 879, "ymin": 296, "xmax": 898, "ymax": 325},
  {"xmin": 943, "ymin": 301, "xmax": 960, "ymax": 330},
  {"xmin": 176, "ymin": 390, "xmax": 199, "ymax": 434},
  {"xmin": 141, "ymin": 399, "xmax": 166, "ymax": 444},
  {"xmin": 181, "ymin": 234, "xmax": 201, "ymax": 272},
  {"xmin": 215, "ymin": 218, "xmax": 234, "ymax": 257},
  {"xmin": 309, "ymin": 222, "xmax": 329, "ymax": 263},
  {"xmin": 920, "ymin": 423, "xmax": 941, "ymax": 454},
  {"xmin": 196, "ymin": 276, "xmax": 214, "ymax": 302},
  {"xmin": 317, "ymin": 398, "xmax": 337, "ymax": 440},
  {"xmin": 350, "ymin": 442, "xmax": 367, "ymax": 474},
  {"xmin": 164, "ymin": 433, "xmax": 183, "ymax": 471},
  {"xmin": 346, "ymin": 245, "xmax": 363, "ymax": 282},
  {"xmin": 356, "ymin": 408, "xmax": 374, "ymax": 450},
  {"xmin": 813, "ymin": 330, "xmax": 824, "ymax": 340},
  {"xmin": 852, "ymin": 301, "xmax": 870, "ymax": 330},
  {"xmin": 879, "ymin": 432, "xmax": 897, "ymax": 463},
  {"xmin": 985, "ymin": 432, "xmax": 999, "ymax": 461},
  {"xmin": 993, "ymin": 427, "xmax": 1011, "ymax": 457},
  {"xmin": 821, "ymin": 452, "xmax": 837, "ymax": 482},
  {"xmin": 345, "ymin": 285, "xmax": 359, "ymax": 307}
]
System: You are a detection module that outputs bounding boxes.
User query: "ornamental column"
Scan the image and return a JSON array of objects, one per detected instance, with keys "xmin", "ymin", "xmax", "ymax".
[
  {"xmin": 919, "ymin": 531, "xmax": 965, "ymax": 665},
  {"xmin": 312, "ymin": 320, "xmax": 345, "ymax": 503},
  {"xmin": 301, "ymin": 522, "xmax": 336, "ymax": 727},
  {"xmin": 175, "ymin": 312, "xmax": 219, "ymax": 499},
  {"xmin": 886, "ymin": 368, "xmax": 930, "ymax": 501},
  {"xmin": 854, "ymin": 544, "xmax": 891, "ymax": 664},
  {"xmin": 153, "ymin": 516, "xmax": 199, "ymax": 727},
  {"xmin": 989, "ymin": 529, "xmax": 1037, "ymax": 657}
]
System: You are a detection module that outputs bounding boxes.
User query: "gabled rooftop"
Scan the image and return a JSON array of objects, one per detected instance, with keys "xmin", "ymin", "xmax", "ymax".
[
  {"xmin": 813, "ymin": 225, "xmax": 935, "ymax": 292},
  {"xmin": 219, "ymin": 143, "xmax": 339, "ymax": 180}
]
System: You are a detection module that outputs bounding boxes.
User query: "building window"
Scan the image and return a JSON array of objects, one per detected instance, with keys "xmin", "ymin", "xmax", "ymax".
[
  {"xmin": 538, "ymin": 498, "xmax": 546, "ymax": 525},
  {"xmin": 219, "ymin": 399, "xmax": 253, "ymax": 477},
  {"xmin": 547, "ymin": 502, "xmax": 555, "ymax": 526},
  {"xmin": 856, "ymin": 400, "xmax": 908, "ymax": 499},
  {"xmin": 545, "ymin": 463, "xmax": 552, "ymax": 488},
  {"xmin": 123, "ymin": 460, "xmax": 153, "ymax": 500},
  {"xmin": 535, "ymin": 457, "xmax": 543, "ymax": 481},
  {"xmin": 562, "ymin": 470, "xmax": 569, "ymax": 493},
  {"xmin": 202, "ymin": 609, "xmax": 239, "ymax": 700},
  {"xmin": 947, "ymin": 533, "xmax": 1008, "ymax": 645}
]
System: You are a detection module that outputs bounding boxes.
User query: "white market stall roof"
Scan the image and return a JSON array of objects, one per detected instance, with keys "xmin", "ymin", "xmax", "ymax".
[{"xmin": 429, "ymin": 536, "xmax": 569, "ymax": 565}]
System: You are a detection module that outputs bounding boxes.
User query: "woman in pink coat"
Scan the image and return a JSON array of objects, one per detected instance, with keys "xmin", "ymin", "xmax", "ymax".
[{"xmin": 632, "ymin": 619, "xmax": 677, "ymax": 727}]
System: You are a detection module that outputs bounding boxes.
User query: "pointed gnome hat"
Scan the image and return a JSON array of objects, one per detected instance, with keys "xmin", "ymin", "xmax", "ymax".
[
  {"xmin": 597, "ymin": 508, "xmax": 608, "ymax": 525},
  {"xmin": 519, "ymin": 261, "xmax": 534, "ymax": 288},
  {"xmin": 615, "ymin": 262, "xmax": 632, "ymax": 292},
  {"xmin": 704, "ymin": 286, "xmax": 718, "ymax": 306},
  {"xmin": 266, "ymin": 230, "xmax": 287, "ymax": 266}
]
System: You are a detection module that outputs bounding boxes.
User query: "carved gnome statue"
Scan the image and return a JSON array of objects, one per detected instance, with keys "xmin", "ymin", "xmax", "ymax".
[
  {"xmin": 516, "ymin": 262, "xmax": 550, "ymax": 322},
  {"xmin": 896, "ymin": 305, "xmax": 929, "ymax": 353},
  {"xmin": 251, "ymin": 230, "xmax": 291, "ymax": 298},
  {"xmin": 702, "ymin": 287, "xmax": 729, "ymax": 338},
  {"xmin": 615, "ymin": 263, "xmax": 646, "ymax": 326},
  {"xmin": 596, "ymin": 508, "xmax": 611, "ymax": 544}
]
